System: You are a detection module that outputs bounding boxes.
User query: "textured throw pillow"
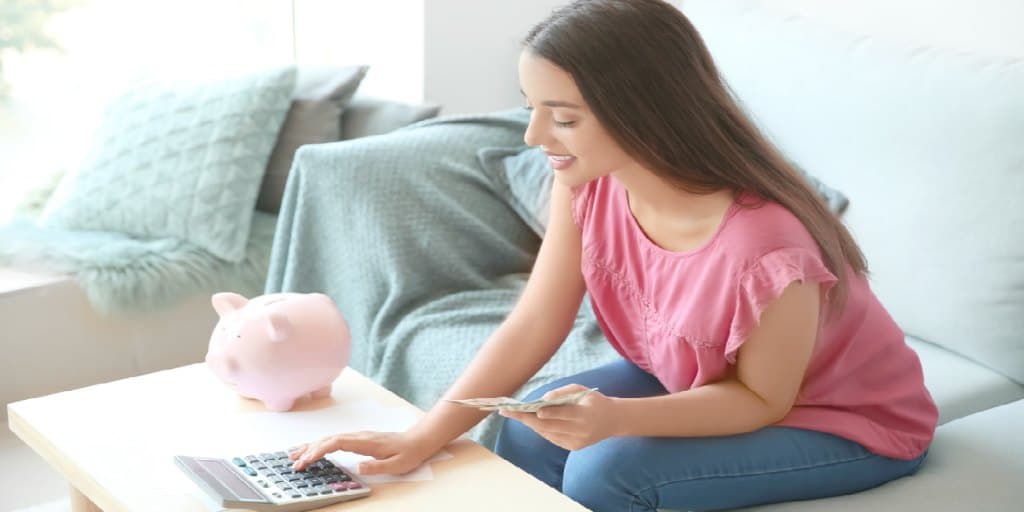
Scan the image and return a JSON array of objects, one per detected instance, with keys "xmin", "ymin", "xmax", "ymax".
[
  {"xmin": 340, "ymin": 97, "xmax": 442, "ymax": 140},
  {"xmin": 483, "ymin": 145, "xmax": 849, "ymax": 238},
  {"xmin": 258, "ymin": 65, "xmax": 369, "ymax": 213},
  {"xmin": 41, "ymin": 66, "xmax": 296, "ymax": 262}
]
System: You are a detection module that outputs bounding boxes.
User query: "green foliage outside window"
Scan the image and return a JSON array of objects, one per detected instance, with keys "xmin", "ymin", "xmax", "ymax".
[{"xmin": 0, "ymin": 0, "xmax": 78, "ymax": 101}]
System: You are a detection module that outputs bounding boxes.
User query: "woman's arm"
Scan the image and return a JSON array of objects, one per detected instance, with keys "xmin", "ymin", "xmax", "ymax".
[
  {"xmin": 407, "ymin": 181, "xmax": 586, "ymax": 447},
  {"xmin": 610, "ymin": 280, "xmax": 821, "ymax": 437},
  {"xmin": 292, "ymin": 181, "xmax": 586, "ymax": 473},
  {"xmin": 504, "ymin": 279, "xmax": 823, "ymax": 450}
]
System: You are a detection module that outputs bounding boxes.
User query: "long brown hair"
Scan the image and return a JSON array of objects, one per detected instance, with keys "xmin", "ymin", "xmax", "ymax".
[{"xmin": 524, "ymin": 0, "xmax": 867, "ymax": 313}]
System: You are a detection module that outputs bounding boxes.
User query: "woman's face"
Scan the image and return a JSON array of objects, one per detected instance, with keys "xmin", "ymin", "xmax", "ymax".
[{"xmin": 518, "ymin": 50, "xmax": 636, "ymax": 187}]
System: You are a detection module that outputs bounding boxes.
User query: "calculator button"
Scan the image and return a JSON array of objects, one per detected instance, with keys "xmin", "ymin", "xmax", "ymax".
[
  {"xmin": 232, "ymin": 457, "xmax": 247, "ymax": 467},
  {"xmin": 290, "ymin": 491, "xmax": 302, "ymax": 499},
  {"xmin": 274, "ymin": 451, "xmax": 289, "ymax": 458},
  {"xmin": 242, "ymin": 467, "xmax": 257, "ymax": 477},
  {"xmin": 330, "ymin": 481, "xmax": 361, "ymax": 491},
  {"xmin": 303, "ymin": 488, "xmax": 319, "ymax": 497},
  {"xmin": 316, "ymin": 486, "xmax": 333, "ymax": 495},
  {"xmin": 293, "ymin": 482, "xmax": 309, "ymax": 489},
  {"xmin": 245, "ymin": 456, "xmax": 259, "ymax": 463}
]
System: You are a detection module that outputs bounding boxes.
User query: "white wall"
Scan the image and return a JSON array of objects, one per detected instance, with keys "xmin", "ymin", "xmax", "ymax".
[
  {"xmin": 294, "ymin": 0, "xmax": 425, "ymax": 103},
  {"xmin": 423, "ymin": 0, "xmax": 566, "ymax": 115},
  {"xmin": 420, "ymin": 0, "xmax": 1022, "ymax": 115},
  {"xmin": 763, "ymin": 0, "xmax": 1024, "ymax": 58}
]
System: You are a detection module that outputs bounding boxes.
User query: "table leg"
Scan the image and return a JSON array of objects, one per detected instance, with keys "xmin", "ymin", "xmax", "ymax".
[{"xmin": 69, "ymin": 485, "xmax": 102, "ymax": 512}]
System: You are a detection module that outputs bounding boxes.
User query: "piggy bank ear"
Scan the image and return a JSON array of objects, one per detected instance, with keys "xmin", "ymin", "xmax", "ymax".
[
  {"xmin": 212, "ymin": 292, "xmax": 248, "ymax": 318},
  {"xmin": 266, "ymin": 312, "xmax": 292, "ymax": 343}
]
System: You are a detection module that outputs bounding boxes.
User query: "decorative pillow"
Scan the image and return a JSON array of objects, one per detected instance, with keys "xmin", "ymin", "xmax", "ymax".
[
  {"xmin": 41, "ymin": 66, "xmax": 296, "ymax": 262},
  {"xmin": 483, "ymin": 145, "xmax": 849, "ymax": 238},
  {"xmin": 340, "ymin": 97, "xmax": 442, "ymax": 140},
  {"xmin": 258, "ymin": 65, "xmax": 369, "ymax": 214}
]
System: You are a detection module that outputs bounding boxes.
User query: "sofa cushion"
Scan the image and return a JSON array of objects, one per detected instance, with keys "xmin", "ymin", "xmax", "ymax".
[
  {"xmin": 41, "ymin": 66, "xmax": 296, "ymax": 262},
  {"xmin": 258, "ymin": 66, "xmax": 369, "ymax": 214},
  {"xmin": 738, "ymin": 398, "xmax": 1024, "ymax": 511},
  {"xmin": 683, "ymin": 0, "xmax": 1024, "ymax": 384},
  {"xmin": 908, "ymin": 336, "xmax": 1024, "ymax": 424},
  {"xmin": 340, "ymin": 97, "xmax": 442, "ymax": 140}
]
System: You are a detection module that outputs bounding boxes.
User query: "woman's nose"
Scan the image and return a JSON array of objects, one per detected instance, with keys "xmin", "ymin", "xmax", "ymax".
[{"xmin": 523, "ymin": 113, "xmax": 545, "ymax": 147}]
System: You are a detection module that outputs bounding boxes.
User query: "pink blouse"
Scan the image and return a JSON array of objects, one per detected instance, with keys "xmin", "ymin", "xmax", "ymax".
[{"xmin": 572, "ymin": 176, "xmax": 937, "ymax": 460}]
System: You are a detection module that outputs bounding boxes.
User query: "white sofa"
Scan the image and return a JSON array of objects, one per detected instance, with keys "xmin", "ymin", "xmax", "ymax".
[
  {"xmin": 674, "ymin": 0, "xmax": 1024, "ymax": 510},
  {"xmin": 0, "ymin": 267, "xmax": 215, "ymax": 420}
]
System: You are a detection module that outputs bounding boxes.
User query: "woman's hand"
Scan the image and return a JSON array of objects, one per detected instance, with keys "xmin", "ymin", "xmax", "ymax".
[
  {"xmin": 288, "ymin": 430, "xmax": 435, "ymax": 475},
  {"xmin": 499, "ymin": 384, "xmax": 622, "ymax": 451}
]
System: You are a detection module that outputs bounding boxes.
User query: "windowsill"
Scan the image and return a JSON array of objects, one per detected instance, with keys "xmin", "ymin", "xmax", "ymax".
[{"xmin": 0, "ymin": 267, "xmax": 69, "ymax": 296}]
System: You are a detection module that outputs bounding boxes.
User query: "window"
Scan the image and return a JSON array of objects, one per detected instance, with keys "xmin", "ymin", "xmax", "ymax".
[{"xmin": 0, "ymin": 0, "xmax": 424, "ymax": 221}]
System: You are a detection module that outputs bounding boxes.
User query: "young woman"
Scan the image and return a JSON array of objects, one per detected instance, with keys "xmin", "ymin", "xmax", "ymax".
[{"xmin": 290, "ymin": 1, "xmax": 938, "ymax": 509}]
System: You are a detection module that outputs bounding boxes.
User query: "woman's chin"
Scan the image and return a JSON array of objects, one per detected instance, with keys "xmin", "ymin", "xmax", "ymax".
[{"xmin": 553, "ymin": 168, "xmax": 598, "ymax": 188}]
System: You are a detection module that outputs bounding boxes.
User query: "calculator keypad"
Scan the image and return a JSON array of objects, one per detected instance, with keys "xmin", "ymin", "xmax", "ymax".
[{"xmin": 232, "ymin": 450, "xmax": 363, "ymax": 502}]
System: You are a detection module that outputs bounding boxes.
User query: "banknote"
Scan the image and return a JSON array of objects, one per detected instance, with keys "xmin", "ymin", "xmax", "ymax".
[{"xmin": 446, "ymin": 387, "xmax": 598, "ymax": 412}]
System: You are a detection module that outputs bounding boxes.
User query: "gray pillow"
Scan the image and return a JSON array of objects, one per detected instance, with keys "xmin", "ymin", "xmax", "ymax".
[
  {"xmin": 42, "ymin": 66, "xmax": 296, "ymax": 262},
  {"xmin": 340, "ymin": 97, "xmax": 442, "ymax": 140},
  {"xmin": 258, "ymin": 66, "xmax": 369, "ymax": 213},
  {"xmin": 484, "ymin": 145, "xmax": 849, "ymax": 238}
]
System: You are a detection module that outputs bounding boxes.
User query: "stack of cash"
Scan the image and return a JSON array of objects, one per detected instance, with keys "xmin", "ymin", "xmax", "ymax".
[{"xmin": 446, "ymin": 387, "xmax": 598, "ymax": 412}]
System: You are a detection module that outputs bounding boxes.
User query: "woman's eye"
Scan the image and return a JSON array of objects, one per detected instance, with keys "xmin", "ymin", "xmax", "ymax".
[
  {"xmin": 522, "ymin": 104, "xmax": 534, "ymax": 111},
  {"xmin": 554, "ymin": 120, "xmax": 576, "ymax": 128}
]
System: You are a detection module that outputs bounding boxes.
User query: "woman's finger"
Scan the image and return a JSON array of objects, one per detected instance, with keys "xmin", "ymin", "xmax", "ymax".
[
  {"xmin": 292, "ymin": 436, "xmax": 346, "ymax": 470},
  {"xmin": 541, "ymin": 383, "xmax": 587, "ymax": 401},
  {"xmin": 287, "ymin": 443, "xmax": 308, "ymax": 460},
  {"xmin": 500, "ymin": 410, "xmax": 577, "ymax": 434},
  {"xmin": 332, "ymin": 434, "xmax": 394, "ymax": 459},
  {"xmin": 535, "ymin": 404, "xmax": 579, "ymax": 421},
  {"xmin": 358, "ymin": 453, "xmax": 420, "ymax": 476}
]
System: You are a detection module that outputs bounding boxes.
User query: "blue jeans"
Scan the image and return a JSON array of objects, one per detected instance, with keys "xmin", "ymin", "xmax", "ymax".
[{"xmin": 494, "ymin": 359, "xmax": 927, "ymax": 511}]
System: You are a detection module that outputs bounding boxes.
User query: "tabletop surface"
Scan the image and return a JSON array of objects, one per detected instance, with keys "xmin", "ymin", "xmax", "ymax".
[{"xmin": 8, "ymin": 363, "xmax": 586, "ymax": 511}]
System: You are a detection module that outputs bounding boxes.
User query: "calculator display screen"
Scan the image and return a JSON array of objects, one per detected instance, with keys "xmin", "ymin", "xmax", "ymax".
[{"xmin": 198, "ymin": 459, "xmax": 265, "ymax": 501}]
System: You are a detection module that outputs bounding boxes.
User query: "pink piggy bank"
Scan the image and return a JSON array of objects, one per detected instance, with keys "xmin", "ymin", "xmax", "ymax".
[{"xmin": 205, "ymin": 292, "xmax": 351, "ymax": 412}]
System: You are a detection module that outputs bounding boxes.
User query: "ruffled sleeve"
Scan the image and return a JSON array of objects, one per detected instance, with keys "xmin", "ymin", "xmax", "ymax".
[
  {"xmin": 570, "ymin": 180, "xmax": 596, "ymax": 230},
  {"xmin": 724, "ymin": 247, "xmax": 838, "ymax": 364}
]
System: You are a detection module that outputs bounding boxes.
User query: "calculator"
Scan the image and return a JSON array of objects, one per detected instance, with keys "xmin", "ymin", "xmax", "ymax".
[{"xmin": 174, "ymin": 450, "xmax": 371, "ymax": 511}]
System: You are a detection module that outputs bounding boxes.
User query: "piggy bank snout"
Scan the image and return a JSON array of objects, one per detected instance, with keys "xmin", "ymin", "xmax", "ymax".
[{"xmin": 206, "ymin": 351, "xmax": 240, "ymax": 383}]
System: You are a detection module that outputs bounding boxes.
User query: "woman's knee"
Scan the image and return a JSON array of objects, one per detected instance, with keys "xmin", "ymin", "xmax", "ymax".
[
  {"xmin": 494, "ymin": 416, "xmax": 569, "ymax": 490},
  {"xmin": 562, "ymin": 438, "xmax": 658, "ymax": 512}
]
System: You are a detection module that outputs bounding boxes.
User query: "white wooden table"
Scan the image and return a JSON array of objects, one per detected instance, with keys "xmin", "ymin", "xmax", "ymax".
[{"xmin": 8, "ymin": 363, "xmax": 586, "ymax": 511}]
